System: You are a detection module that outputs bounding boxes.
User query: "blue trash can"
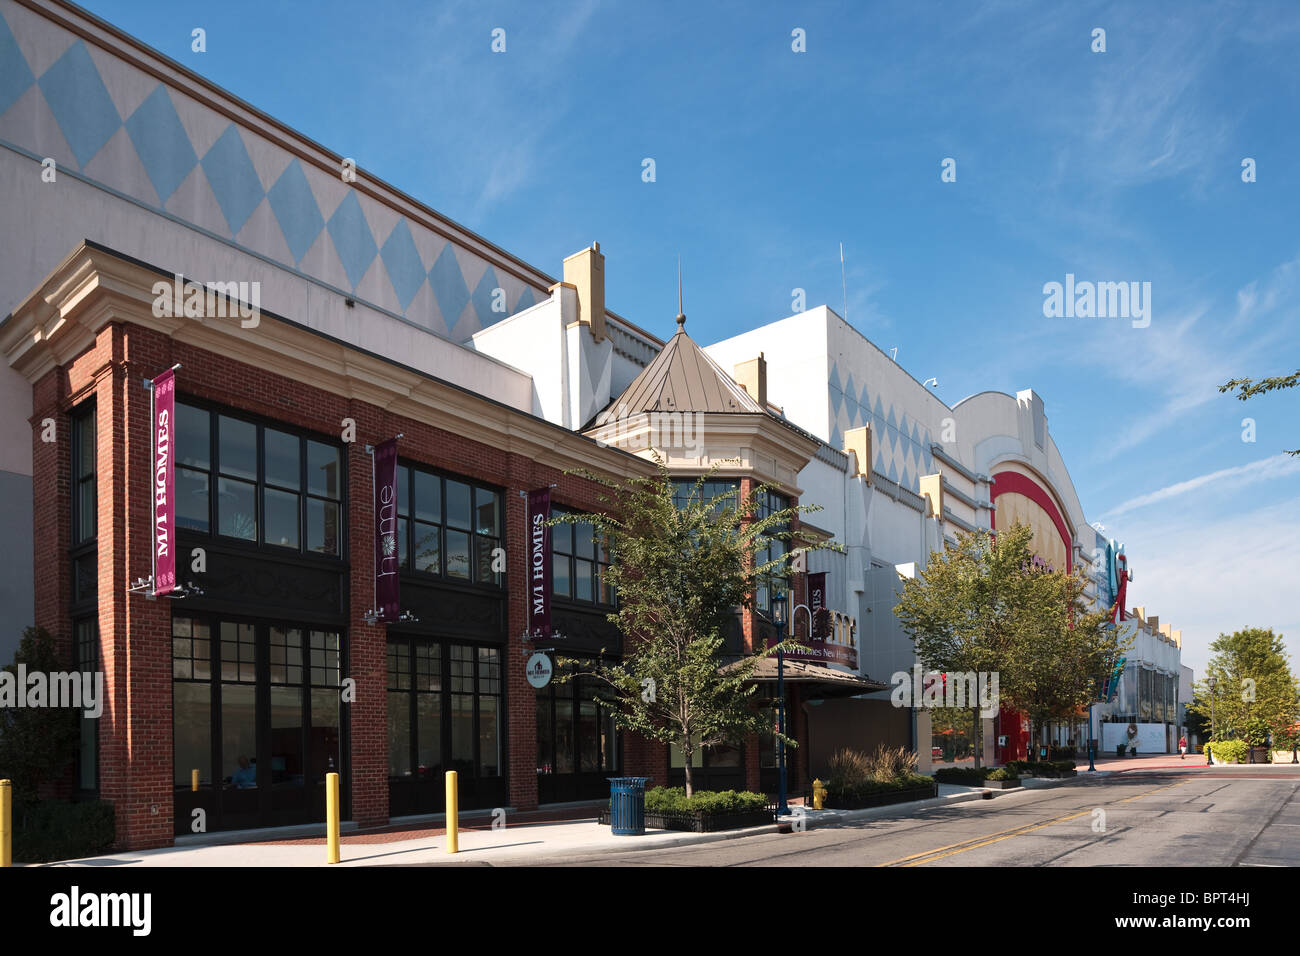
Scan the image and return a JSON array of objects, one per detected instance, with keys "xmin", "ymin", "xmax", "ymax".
[{"xmin": 608, "ymin": 776, "xmax": 653, "ymax": 836}]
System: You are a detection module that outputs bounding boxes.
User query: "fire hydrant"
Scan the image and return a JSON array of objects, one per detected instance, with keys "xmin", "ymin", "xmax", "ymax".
[{"xmin": 812, "ymin": 778, "xmax": 827, "ymax": 810}]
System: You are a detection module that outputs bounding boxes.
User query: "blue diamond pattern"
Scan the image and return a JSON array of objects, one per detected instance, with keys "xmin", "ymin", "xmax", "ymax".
[
  {"xmin": 429, "ymin": 244, "xmax": 470, "ymax": 328},
  {"xmin": 380, "ymin": 219, "xmax": 426, "ymax": 310},
  {"xmin": 124, "ymin": 85, "xmax": 196, "ymax": 203},
  {"xmin": 327, "ymin": 191, "xmax": 378, "ymax": 289},
  {"xmin": 202, "ymin": 124, "xmax": 264, "ymax": 235},
  {"xmin": 267, "ymin": 159, "xmax": 324, "ymax": 263},
  {"xmin": 0, "ymin": 14, "xmax": 34, "ymax": 117},
  {"xmin": 38, "ymin": 41, "xmax": 120, "ymax": 167},
  {"xmin": 514, "ymin": 286, "xmax": 535, "ymax": 313},
  {"xmin": 829, "ymin": 362, "xmax": 841, "ymax": 395},
  {"xmin": 473, "ymin": 266, "xmax": 503, "ymax": 326}
]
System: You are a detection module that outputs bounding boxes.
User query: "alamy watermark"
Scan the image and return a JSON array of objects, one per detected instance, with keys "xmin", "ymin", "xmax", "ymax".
[
  {"xmin": 0, "ymin": 665, "xmax": 103, "ymax": 718},
  {"xmin": 152, "ymin": 273, "xmax": 261, "ymax": 329},
  {"xmin": 1042, "ymin": 274, "xmax": 1150, "ymax": 328},
  {"xmin": 595, "ymin": 405, "xmax": 704, "ymax": 457},
  {"xmin": 890, "ymin": 666, "xmax": 1000, "ymax": 718}
]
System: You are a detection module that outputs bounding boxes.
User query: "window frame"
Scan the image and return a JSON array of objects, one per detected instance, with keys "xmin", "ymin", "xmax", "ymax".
[
  {"xmin": 550, "ymin": 507, "xmax": 615, "ymax": 607},
  {"xmin": 172, "ymin": 397, "xmax": 346, "ymax": 561},
  {"xmin": 393, "ymin": 460, "xmax": 504, "ymax": 589}
]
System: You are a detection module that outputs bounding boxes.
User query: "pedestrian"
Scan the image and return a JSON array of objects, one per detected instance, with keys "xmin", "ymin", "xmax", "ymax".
[{"xmin": 1178, "ymin": 734, "xmax": 1187, "ymax": 760}]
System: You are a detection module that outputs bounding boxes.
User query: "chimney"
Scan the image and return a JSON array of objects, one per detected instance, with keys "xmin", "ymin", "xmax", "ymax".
[
  {"xmin": 563, "ymin": 242, "xmax": 605, "ymax": 342},
  {"xmin": 919, "ymin": 474, "xmax": 944, "ymax": 519},
  {"xmin": 1147, "ymin": 615, "xmax": 1159, "ymax": 633},
  {"xmin": 842, "ymin": 425, "xmax": 872, "ymax": 481},
  {"xmin": 734, "ymin": 353, "xmax": 767, "ymax": 407}
]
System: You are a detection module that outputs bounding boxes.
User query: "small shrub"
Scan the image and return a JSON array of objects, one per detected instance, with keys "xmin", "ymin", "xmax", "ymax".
[
  {"xmin": 642, "ymin": 786, "xmax": 768, "ymax": 815},
  {"xmin": 986, "ymin": 768, "xmax": 1018, "ymax": 781},
  {"xmin": 933, "ymin": 767, "xmax": 989, "ymax": 785},
  {"xmin": 13, "ymin": 799, "xmax": 115, "ymax": 864},
  {"xmin": 1208, "ymin": 740, "xmax": 1249, "ymax": 764},
  {"xmin": 864, "ymin": 745, "xmax": 918, "ymax": 783},
  {"xmin": 828, "ymin": 748, "xmax": 871, "ymax": 791}
]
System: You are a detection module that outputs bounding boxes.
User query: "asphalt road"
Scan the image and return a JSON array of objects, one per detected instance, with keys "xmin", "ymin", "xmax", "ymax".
[{"xmin": 511, "ymin": 772, "xmax": 1300, "ymax": 867}]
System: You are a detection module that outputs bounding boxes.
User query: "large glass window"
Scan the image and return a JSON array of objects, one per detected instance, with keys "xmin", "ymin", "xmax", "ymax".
[
  {"xmin": 393, "ymin": 464, "xmax": 502, "ymax": 586},
  {"xmin": 536, "ymin": 664, "xmax": 619, "ymax": 777},
  {"xmin": 551, "ymin": 511, "xmax": 614, "ymax": 606},
  {"xmin": 387, "ymin": 640, "xmax": 499, "ymax": 781},
  {"xmin": 173, "ymin": 402, "xmax": 344, "ymax": 557},
  {"xmin": 754, "ymin": 489, "xmax": 790, "ymax": 614},
  {"xmin": 71, "ymin": 404, "xmax": 96, "ymax": 545},
  {"xmin": 74, "ymin": 620, "xmax": 98, "ymax": 790}
]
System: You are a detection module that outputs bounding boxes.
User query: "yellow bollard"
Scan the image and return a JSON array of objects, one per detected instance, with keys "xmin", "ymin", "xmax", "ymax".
[
  {"xmin": 812, "ymin": 778, "xmax": 826, "ymax": 811},
  {"xmin": 1, "ymin": 779, "xmax": 11, "ymax": 868},
  {"xmin": 191, "ymin": 769, "xmax": 199, "ymax": 792},
  {"xmin": 325, "ymin": 772, "xmax": 340, "ymax": 864},
  {"xmin": 445, "ymin": 770, "xmax": 459, "ymax": 854}
]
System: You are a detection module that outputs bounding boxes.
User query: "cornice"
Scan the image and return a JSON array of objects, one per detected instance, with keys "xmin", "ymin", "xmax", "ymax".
[{"xmin": 3, "ymin": 242, "xmax": 656, "ymax": 481}]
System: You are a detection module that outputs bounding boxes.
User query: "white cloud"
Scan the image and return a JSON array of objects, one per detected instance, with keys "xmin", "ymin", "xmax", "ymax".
[
  {"xmin": 1118, "ymin": 499, "xmax": 1300, "ymax": 675},
  {"xmin": 1103, "ymin": 454, "xmax": 1300, "ymax": 519}
]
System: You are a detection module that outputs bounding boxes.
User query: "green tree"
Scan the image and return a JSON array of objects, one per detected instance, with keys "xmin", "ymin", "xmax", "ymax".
[
  {"xmin": 1188, "ymin": 627, "xmax": 1299, "ymax": 745},
  {"xmin": 0, "ymin": 626, "xmax": 80, "ymax": 809},
  {"xmin": 1219, "ymin": 368, "xmax": 1299, "ymax": 455},
  {"xmin": 895, "ymin": 524, "xmax": 1128, "ymax": 764},
  {"xmin": 554, "ymin": 456, "xmax": 824, "ymax": 796}
]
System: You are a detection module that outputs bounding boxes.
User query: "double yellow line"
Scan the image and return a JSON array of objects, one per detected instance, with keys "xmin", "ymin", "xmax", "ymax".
[{"xmin": 876, "ymin": 778, "xmax": 1189, "ymax": 867}]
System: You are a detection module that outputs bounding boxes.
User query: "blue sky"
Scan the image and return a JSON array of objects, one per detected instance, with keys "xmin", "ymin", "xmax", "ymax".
[{"xmin": 81, "ymin": 0, "xmax": 1300, "ymax": 673}]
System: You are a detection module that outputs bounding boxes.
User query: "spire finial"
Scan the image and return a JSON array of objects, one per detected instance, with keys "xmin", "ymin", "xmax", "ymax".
[{"xmin": 675, "ymin": 255, "xmax": 686, "ymax": 330}]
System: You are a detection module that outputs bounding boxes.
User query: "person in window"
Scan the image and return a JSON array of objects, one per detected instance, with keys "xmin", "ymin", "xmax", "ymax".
[{"xmin": 231, "ymin": 755, "xmax": 257, "ymax": 788}]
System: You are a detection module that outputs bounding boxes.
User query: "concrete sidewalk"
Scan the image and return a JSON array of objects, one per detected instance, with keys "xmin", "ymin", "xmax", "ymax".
[{"xmin": 41, "ymin": 784, "xmax": 1011, "ymax": 868}]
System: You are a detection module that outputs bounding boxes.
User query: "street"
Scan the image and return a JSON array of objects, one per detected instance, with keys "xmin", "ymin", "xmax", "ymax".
[{"xmin": 507, "ymin": 772, "xmax": 1300, "ymax": 867}]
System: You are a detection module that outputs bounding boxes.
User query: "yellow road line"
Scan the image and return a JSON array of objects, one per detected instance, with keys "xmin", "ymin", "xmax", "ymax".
[{"xmin": 876, "ymin": 778, "xmax": 1191, "ymax": 867}]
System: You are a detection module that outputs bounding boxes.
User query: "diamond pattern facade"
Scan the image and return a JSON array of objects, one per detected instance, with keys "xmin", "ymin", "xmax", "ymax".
[
  {"xmin": 829, "ymin": 360, "xmax": 934, "ymax": 493},
  {"xmin": 0, "ymin": 7, "xmax": 545, "ymax": 336}
]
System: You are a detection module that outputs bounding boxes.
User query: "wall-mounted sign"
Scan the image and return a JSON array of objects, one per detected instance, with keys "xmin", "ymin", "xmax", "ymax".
[
  {"xmin": 152, "ymin": 368, "xmax": 177, "ymax": 596},
  {"xmin": 526, "ymin": 652, "xmax": 553, "ymax": 689},
  {"xmin": 373, "ymin": 438, "xmax": 400, "ymax": 621},
  {"xmin": 527, "ymin": 487, "xmax": 552, "ymax": 640}
]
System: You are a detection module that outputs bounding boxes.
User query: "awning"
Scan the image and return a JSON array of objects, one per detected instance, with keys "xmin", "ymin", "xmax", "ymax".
[{"xmin": 726, "ymin": 657, "xmax": 891, "ymax": 700}]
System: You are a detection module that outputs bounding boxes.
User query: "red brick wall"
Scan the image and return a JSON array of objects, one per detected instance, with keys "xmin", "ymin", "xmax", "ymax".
[{"xmin": 37, "ymin": 320, "xmax": 648, "ymax": 847}]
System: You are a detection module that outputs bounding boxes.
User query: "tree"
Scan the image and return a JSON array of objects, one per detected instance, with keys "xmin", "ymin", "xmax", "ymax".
[
  {"xmin": 0, "ymin": 626, "xmax": 80, "ymax": 809},
  {"xmin": 1219, "ymin": 369, "xmax": 1299, "ymax": 455},
  {"xmin": 894, "ymin": 524, "xmax": 1128, "ymax": 764},
  {"xmin": 554, "ymin": 456, "xmax": 823, "ymax": 796},
  {"xmin": 1188, "ymin": 627, "xmax": 1299, "ymax": 745}
]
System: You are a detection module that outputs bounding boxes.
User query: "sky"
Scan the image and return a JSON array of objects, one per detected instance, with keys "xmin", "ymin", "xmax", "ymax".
[{"xmin": 78, "ymin": 0, "xmax": 1300, "ymax": 674}]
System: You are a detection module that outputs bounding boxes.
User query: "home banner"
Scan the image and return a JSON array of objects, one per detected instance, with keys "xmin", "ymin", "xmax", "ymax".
[
  {"xmin": 153, "ymin": 368, "xmax": 177, "ymax": 596},
  {"xmin": 374, "ymin": 438, "xmax": 400, "ymax": 621},
  {"xmin": 527, "ymin": 487, "xmax": 552, "ymax": 639},
  {"xmin": 808, "ymin": 571, "xmax": 828, "ymax": 638}
]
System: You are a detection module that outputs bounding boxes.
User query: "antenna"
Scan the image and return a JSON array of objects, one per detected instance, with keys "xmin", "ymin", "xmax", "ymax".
[
  {"xmin": 676, "ymin": 255, "xmax": 685, "ymax": 330},
  {"xmin": 839, "ymin": 242, "xmax": 848, "ymax": 322},
  {"xmin": 924, "ymin": 378, "xmax": 939, "ymax": 388},
  {"xmin": 889, "ymin": 347, "xmax": 898, "ymax": 362}
]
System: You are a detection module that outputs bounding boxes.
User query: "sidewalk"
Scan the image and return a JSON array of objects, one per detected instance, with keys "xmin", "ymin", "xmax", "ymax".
[{"xmin": 42, "ymin": 784, "xmax": 1006, "ymax": 868}]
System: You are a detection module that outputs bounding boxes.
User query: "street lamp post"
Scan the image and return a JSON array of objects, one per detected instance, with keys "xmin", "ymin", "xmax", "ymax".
[
  {"xmin": 771, "ymin": 588, "xmax": 789, "ymax": 816},
  {"xmin": 1207, "ymin": 676, "xmax": 1217, "ymax": 765},
  {"xmin": 1087, "ymin": 701, "xmax": 1096, "ymax": 772}
]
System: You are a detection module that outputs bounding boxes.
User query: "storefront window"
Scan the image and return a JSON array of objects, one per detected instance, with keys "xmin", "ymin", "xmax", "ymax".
[
  {"xmin": 388, "ymin": 640, "xmax": 499, "ymax": 782},
  {"xmin": 551, "ymin": 511, "xmax": 614, "ymax": 606},
  {"xmin": 75, "ymin": 619, "xmax": 98, "ymax": 791},
  {"xmin": 394, "ymin": 465, "xmax": 502, "ymax": 586},
  {"xmin": 175, "ymin": 402, "xmax": 343, "ymax": 557},
  {"xmin": 537, "ymin": 665, "xmax": 619, "ymax": 777}
]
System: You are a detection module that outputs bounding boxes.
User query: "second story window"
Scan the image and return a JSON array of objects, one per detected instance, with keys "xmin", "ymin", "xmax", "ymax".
[
  {"xmin": 552, "ymin": 512, "xmax": 614, "ymax": 606},
  {"xmin": 394, "ymin": 464, "xmax": 502, "ymax": 587},
  {"xmin": 71, "ymin": 403, "xmax": 96, "ymax": 545},
  {"xmin": 174, "ymin": 401, "xmax": 344, "ymax": 558}
]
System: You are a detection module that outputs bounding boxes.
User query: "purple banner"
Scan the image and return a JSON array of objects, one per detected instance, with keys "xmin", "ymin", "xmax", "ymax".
[
  {"xmin": 528, "ymin": 487, "xmax": 552, "ymax": 639},
  {"xmin": 153, "ymin": 369, "xmax": 177, "ymax": 596},
  {"xmin": 808, "ymin": 571, "xmax": 828, "ymax": 638},
  {"xmin": 374, "ymin": 438, "xmax": 400, "ymax": 622}
]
